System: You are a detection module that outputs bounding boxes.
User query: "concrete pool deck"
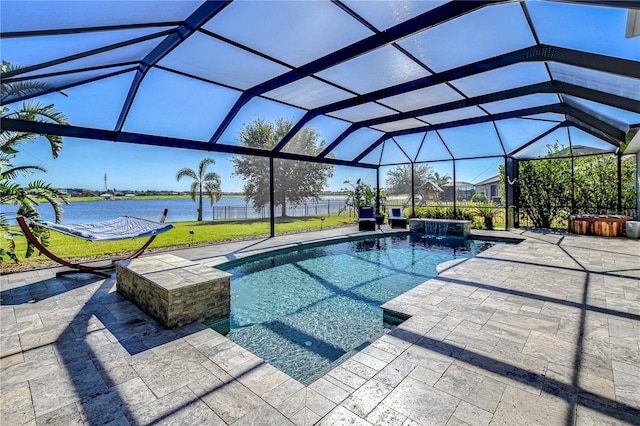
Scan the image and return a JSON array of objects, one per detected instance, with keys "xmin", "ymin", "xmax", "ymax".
[{"xmin": 1, "ymin": 226, "xmax": 639, "ymax": 425}]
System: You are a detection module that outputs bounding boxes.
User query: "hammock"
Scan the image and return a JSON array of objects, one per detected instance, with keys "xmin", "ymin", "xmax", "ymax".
[
  {"xmin": 17, "ymin": 209, "xmax": 173, "ymax": 278},
  {"xmin": 29, "ymin": 216, "xmax": 175, "ymax": 241}
]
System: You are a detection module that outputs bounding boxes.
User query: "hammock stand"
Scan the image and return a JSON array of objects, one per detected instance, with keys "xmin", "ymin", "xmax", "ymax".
[{"xmin": 16, "ymin": 209, "xmax": 172, "ymax": 278}]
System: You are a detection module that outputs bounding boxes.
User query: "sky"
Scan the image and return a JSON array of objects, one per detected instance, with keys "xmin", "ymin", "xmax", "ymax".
[
  {"xmin": 3, "ymin": 1, "xmax": 637, "ymax": 194},
  {"xmin": 13, "ymin": 135, "xmax": 376, "ymax": 193},
  {"xmin": 12, "ymin": 132, "xmax": 504, "ymax": 193}
]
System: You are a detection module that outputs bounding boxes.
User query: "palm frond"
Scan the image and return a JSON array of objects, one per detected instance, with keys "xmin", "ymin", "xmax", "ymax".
[
  {"xmin": 204, "ymin": 180, "xmax": 222, "ymax": 205},
  {"xmin": 198, "ymin": 158, "xmax": 216, "ymax": 176},
  {"xmin": 22, "ymin": 223, "xmax": 50, "ymax": 259},
  {"xmin": 43, "ymin": 134, "xmax": 64, "ymax": 158},
  {"xmin": 1, "ymin": 80, "xmax": 53, "ymax": 101},
  {"xmin": 1, "ymin": 163, "xmax": 47, "ymax": 180},
  {"xmin": 17, "ymin": 200, "xmax": 39, "ymax": 220},
  {"xmin": 0, "ymin": 248, "xmax": 19, "ymax": 264},
  {"xmin": 0, "ymin": 153, "xmax": 14, "ymax": 170},
  {"xmin": 0, "ymin": 182, "xmax": 23, "ymax": 204},
  {"xmin": 9, "ymin": 101, "xmax": 68, "ymax": 124},
  {"xmin": 1, "ymin": 63, "xmax": 68, "ymax": 261},
  {"xmin": 176, "ymin": 168, "xmax": 198, "ymax": 181},
  {"xmin": 189, "ymin": 181, "xmax": 199, "ymax": 201},
  {"xmin": 7, "ymin": 102, "xmax": 68, "ymax": 157},
  {"xmin": 0, "ymin": 213, "xmax": 13, "ymax": 236},
  {"xmin": 1, "ymin": 131, "xmax": 37, "ymax": 151},
  {"xmin": 203, "ymin": 172, "xmax": 221, "ymax": 183},
  {"xmin": 26, "ymin": 181, "xmax": 68, "ymax": 223}
]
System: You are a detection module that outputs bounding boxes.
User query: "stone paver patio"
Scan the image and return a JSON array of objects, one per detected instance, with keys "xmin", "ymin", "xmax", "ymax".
[{"xmin": 1, "ymin": 226, "xmax": 639, "ymax": 425}]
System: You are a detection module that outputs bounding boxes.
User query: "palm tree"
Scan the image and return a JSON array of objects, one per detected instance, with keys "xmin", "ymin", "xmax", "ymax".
[
  {"xmin": 1, "ymin": 155, "xmax": 69, "ymax": 261},
  {"xmin": 433, "ymin": 171, "xmax": 452, "ymax": 187},
  {"xmin": 1, "ymin": 61, "xmax": 68, "ymax": 158},
  {"xmin": 176, "ymin": 158, "xmax": 222, "ymax": 221},
  {"xmin": 1, "ymin": 61, "xmax": 70, "ymax": 262}
]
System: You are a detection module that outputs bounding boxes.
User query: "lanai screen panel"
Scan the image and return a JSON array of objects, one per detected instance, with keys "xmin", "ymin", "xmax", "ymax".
[{"xmin": 1, "ymin": 0, "xmax": 638, "ymax": 167}]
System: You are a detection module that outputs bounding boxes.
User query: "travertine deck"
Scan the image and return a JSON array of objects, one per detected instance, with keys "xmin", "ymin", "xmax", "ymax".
[{"xmin": 1, "ymin": 226, "xmax": 639, "ymax": 425}]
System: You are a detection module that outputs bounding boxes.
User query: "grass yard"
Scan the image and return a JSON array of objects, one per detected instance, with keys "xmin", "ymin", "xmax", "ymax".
[{"xmin": 4, "ymin": 216, "xmax": 355, "ymax": 272}]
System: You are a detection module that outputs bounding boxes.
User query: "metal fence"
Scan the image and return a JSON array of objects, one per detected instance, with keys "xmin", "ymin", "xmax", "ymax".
[
  {"xmin": 211, "ymin": 199, "xmax": 349, "ymax": 221},
  {"xmin": 213, "ymin": 199, "xmax": 636, "ymax": 230}
]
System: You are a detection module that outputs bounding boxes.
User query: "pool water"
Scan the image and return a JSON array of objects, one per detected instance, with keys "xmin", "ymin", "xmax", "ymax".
[{"xmin": 213, "ymin": 234, "xmax": 496, "ymax": 384}]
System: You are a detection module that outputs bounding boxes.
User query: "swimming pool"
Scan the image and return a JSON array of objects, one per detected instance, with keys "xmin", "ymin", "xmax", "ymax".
[{"xmin": 212, "ymin": 234, "xmax": 497, "ymax": 384}]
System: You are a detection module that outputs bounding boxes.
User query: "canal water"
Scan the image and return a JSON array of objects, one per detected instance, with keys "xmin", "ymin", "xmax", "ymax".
[{"xmin": 1, "ymin": 197, "xmax": 347, "ymax": 224}]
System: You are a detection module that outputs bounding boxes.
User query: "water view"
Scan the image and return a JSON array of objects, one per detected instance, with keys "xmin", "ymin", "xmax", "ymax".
[{"xmin": 1, "ymin": 197, "xmax": 347, "ymax": 225}]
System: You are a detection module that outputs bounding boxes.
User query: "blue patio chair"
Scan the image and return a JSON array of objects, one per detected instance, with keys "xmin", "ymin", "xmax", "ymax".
[
  {"xmin": 388, "ymin": 207, "xmax": 407, "ymax": 229},
  {"xmin": 358, "ymin": 206, "xmax": 376, "ymax": 231}
]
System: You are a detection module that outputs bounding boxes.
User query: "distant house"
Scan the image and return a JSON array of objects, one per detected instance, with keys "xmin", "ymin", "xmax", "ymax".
[
  {"xmin": 558, "ymin": 145, "xmax": 609, "ymax": 156},
  {"xmin": 416, "ymin": 181, "xmax": 444, "ymax": 203},
  {"xmin": 441, "ymin": 181, "xmax": 475, "ymax": 201},
  {"xmin": 475, "ymin": 175, "xmax": 502, "ymax": 203}
]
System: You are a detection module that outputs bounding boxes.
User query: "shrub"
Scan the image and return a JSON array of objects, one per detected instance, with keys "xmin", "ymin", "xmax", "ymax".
[
  {"xmin": 471, "ymin": 193, "xmax": 487, "ymax": 203},
  {"xmin": 412, "ymin": 206, "xmax": 473, "ymax": 221},
  {"xmin": 472, "ymin": 203, "xmax": 500, "ymax": 230}
]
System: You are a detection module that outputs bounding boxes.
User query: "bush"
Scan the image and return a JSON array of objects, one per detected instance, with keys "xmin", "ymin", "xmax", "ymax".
[
  {"xmin": 454, "ymin": 210, "xmax": 475, "ymax": 221},
  {"xmin": 471, "ymin": 193, "xmax": 487, "ymax": 203},
  {"xmin": 472, "ymin": 203, "xmax": 500, "ymax": 230},
  {"xmin": 412, "ymin": 206, "xmax": 473, "ymax": 221},
  {"xmin": 513, "ymin": 143, "xmax": 636, "ymax": 228}
]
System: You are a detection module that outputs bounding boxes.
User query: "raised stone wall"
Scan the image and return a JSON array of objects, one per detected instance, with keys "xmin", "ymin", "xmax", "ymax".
[
  {"xmin": 116, "ymin": 254, "xmax": 231, "ymax": 329},
  {"xmin": 409, "ymin": 218, "xmax": 471, "ymax": 237}
]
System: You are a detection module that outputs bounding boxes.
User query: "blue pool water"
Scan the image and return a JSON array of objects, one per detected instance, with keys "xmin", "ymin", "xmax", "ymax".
[{"xmin": 214, "ymin": 234, "xmax": 496, "ymax": 384}]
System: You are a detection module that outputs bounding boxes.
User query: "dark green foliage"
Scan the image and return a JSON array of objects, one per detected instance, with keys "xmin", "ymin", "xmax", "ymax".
[
  {"xmin": 340, "ymin": 179, "xmax": 387, "ymax": 217},
  {"xmin": 231, "ymin": 118, "xmax": 334, "ymax": 217},
  {"xmin": 471, "ymin": 193, "xmax": 487, "ymax": 203},
  {"xmin": 413, "ymin": 206, "xmax": 474, "ymax": 221},
  {"xmin": 516, "ymin": 143, "xmax": 637, "ymax": 228},
  {"xmin": 1, "ymin": 61, "xmax": 69, "ymax": 263},
  {"xmin": 472, "ymin": 203, "xmax": 500, "ymax": 230},
  {"xmin": 384, "ymin": 164, "xmax": 451, "ymax": 196},
  {"xmin": 572, "ymin": 154, "xmax": 636, "ymax": 214},
  {"xmin": 518, "ymin": 146, "xmax": 572, "ymax": 228}
]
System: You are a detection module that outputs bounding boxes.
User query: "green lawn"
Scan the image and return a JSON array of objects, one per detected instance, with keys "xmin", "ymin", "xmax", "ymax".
[{"xmin": 4, "ymin": 216, "xmax": 354, "ymax": 272}]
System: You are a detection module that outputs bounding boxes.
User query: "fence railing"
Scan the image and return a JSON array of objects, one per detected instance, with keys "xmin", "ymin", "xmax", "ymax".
[
  {"xmin": 211, "ymin": 199, "xmax": 349, "ymax": 221},
  {"xmin": 211, "ymin": 199, "xmax": 636, "ymax": 230}
]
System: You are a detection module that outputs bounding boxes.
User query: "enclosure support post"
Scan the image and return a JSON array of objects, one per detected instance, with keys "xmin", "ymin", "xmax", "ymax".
[
  {"xmin": 376, "ymin": 167, "xmax": 381, "ymax": 215},
  {"xmin": 507, "ymin": 157, "xmax": 519, "ymax": 228},
  {"xmin": 617, "ymin": 152, "xmax": 622, "ymax": 214},
  {"xmin": 452, "ymin": 159, "xmax": 457, "ymax": 218},
  {"xmin": 269, "ymin": 156, "xmax": 275, "ymax": 238},
  {"xmin": 411, "ymin": 162, "xmax": 415, "ymax": 217},
  {"xmin": 504, "ymin": 156, "xmax": 509, "ymax": 230},
  {"xmin": 636, "ymin": 152, "xmax": 640, "ymax": 219},
  {"xmin": 571, "ymin": 154, "xmax": 576, "ymax": 215}
]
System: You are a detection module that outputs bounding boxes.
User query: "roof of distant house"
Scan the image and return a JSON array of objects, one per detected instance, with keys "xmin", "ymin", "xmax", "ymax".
[
  {"xmin": 475, "ymin": 175, "xmax": 501, "ymax": 186},
  {"xmin": 558, "ymin": 145, "xmax": 609, "ymax": 156}
]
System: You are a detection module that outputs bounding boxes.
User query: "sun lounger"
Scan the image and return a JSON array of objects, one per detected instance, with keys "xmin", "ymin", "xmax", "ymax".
[
  {"xmin": 388, "ymin": 207, "xmax": 407, "ymax": 229},
  {"xmin": 358, "ymin": 206, "xmax": 376, "ymax": 231}
]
